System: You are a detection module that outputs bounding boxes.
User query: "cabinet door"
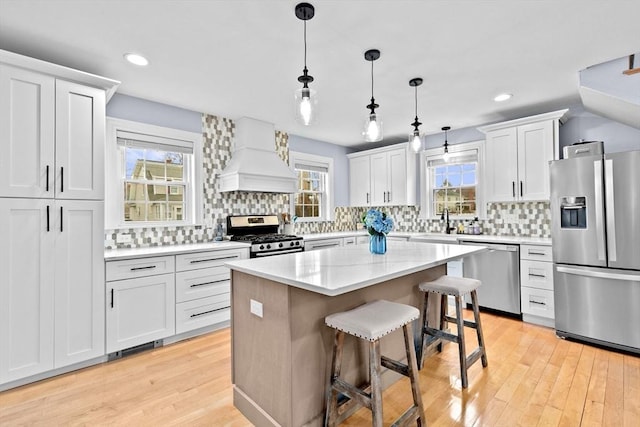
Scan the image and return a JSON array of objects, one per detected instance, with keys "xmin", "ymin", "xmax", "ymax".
[
  {"xmin": 0, "ymin": 199, "xmax": 55, "ymax": 383},
  {"xmin": 370, "ymin": 152, "xmax": 388, "ymax": 205},
  {"xmin": 0, "ymin": 65, "xmax": 55, "ymax": 199},
  {"xmin": 517, "ymin": 121, "xmax": 553, "ymax": 201},
  {"xmin": 54, "ymin": 200, "xmax": 105, "ymax": 367},
  {"xmin": 387, "ymin": 148, "xmax": 407, "ymax": 205},
  {"xmin": 106, "ymin": 273, "xmax": 175, "ymax": 353},
  {"xmin": 484, "ymin": 128, "xmax": 518, "ymax": 202},
  {"xmin": 349, "ymin": 156, "xmax": 371, "ymax": 206},
  {"xmin": 55, "ymin": 80, "xmax": 105, "ymax": 200}
]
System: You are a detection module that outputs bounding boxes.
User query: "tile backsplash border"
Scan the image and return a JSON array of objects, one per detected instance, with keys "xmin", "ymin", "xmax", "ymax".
[{"xmin": 105, "ymin": 113, "xmax": 551, "ymax": 249}]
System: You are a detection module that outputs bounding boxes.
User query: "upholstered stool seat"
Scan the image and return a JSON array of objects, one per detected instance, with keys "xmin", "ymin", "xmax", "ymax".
[
  {"xmin": 418, "ymin": 275, "xmax": 488, "ymax": 389},
  {"xmin": 324, "ymin": 300, "xmax": 425, "ymax": 427}
]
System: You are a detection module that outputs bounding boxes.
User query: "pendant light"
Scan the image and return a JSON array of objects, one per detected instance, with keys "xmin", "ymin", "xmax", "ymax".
[
  {"xmin": 294, "ymin": 3, "xmax": 316, "ymax": 126},
  {"xmin": 442, "ymin": 126, "xmax": 451, "ymax": 162},
  {"xmin": 409, "ymin": 78, "xmax": 423, "ymax": 153},
  {"xmin": 363, "ymin": 49, "xmax": 383, "ymax": 142}
]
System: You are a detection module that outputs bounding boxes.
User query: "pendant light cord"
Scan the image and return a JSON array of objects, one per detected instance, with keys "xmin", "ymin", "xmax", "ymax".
[
  {"xmin": 370, "ymin": 60, "xmax": 374, "ymax": 99},
  {"xmin": 303, "ymin": 20, "xmax": 308, "ymax": 69},
  {"xmin": 414, "ymin": 86, "xmax": 418, "ymax": 117}
]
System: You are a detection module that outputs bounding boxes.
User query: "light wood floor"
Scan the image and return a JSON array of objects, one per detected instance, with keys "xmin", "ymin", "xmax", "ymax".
[{"xmin": 1, "ymin": 310, "xmax": 639, "ymax": 426}]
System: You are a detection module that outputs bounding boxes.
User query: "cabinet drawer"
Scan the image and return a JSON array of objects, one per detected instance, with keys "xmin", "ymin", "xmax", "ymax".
[
  {"xmin": 176, "ymin": 294, "xmax": 230, "ymax": 334},
  {"xmin": 357, "ymin": 235, "xmax": 369, "ymax": 245},
  {"xmin": 343, "ymin": 237, "xmax": 356, "ymax": 245},
  {"xmin": 305, "ymin": 238, "xmax": 343, "ymax": 251},
  {"xmin": 520, "ymin": 245, "xmax": 552, "ymax": 262},
  {"xmin": 175, "ymin": 267, "xmax": 230, "ymax": 303},
  {"xmin": 106, "ymin": 256, "xmax": 175, "ymax": 281},
  {"xmin": 520, "ymin": 260, "xmax": 554, "ymax": 291},
  {"xmin": 521, "ymin": 287, "xmax": 555, "ymax": 319},
  {"xmin": 175, "ymin": 249, "xmax": 247, "ymax": 272}
]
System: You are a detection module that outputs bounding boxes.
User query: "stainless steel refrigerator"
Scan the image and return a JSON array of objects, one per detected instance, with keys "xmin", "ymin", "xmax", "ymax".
[{"xmin": 550, "ymin": 149, "xmax": 640, "ymax": 354}]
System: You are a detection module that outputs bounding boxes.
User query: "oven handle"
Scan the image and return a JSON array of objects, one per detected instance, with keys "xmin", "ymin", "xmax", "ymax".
[{"xmin": 254, "ymin": 248, "xmax": 304, "ymax": 257}]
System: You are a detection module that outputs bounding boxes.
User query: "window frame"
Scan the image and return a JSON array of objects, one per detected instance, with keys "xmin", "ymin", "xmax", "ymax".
[
  {"xmin": 419, "ymin": 140, "xmax": 485, "ymax": 220},
  {"xmin": 289, "ymin": 151, "xmax": 334, "ymax": 222},
  {"xmin": 105, "ymin": 118, "xmax": 203, "ymax": 228}
]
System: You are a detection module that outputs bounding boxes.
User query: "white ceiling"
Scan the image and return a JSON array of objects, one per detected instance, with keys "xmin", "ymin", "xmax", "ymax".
[{"xmin": 1, "ymin": 0, "xmax": 639, "ymax": 147}]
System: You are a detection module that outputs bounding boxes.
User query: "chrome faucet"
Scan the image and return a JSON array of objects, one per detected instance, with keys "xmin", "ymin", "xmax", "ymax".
[{"xmin": 441, "ymin": 208, "xmax": 455, "ymax": 234}]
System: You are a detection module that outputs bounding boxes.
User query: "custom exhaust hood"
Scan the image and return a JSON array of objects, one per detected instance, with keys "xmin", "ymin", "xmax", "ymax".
[{"xmin": 218, "ymin": 117, "xmax": 297, "ymax": 193}]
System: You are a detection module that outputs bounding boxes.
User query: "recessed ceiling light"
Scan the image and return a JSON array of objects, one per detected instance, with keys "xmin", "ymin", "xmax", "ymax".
[
  {"xmin": 124, "ymin": 53, "xmax": 149, "ymax": 66},
  {"xmin": 494, "ymin": 93, "xmax": 512, "ymax": 102}
]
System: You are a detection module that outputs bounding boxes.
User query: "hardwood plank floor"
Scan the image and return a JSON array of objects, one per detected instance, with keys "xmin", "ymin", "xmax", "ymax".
[{"xmin": 1, "ymin": 310, "xmax": 638, "ymax": 426}]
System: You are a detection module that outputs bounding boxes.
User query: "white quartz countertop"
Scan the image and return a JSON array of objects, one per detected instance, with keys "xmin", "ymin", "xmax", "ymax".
[
  {"xmin": 226, "ymin": 241, "xmax": 485, "ymax": 296},
  {"xmin": 104, "ymin": 241, "xmax": 250, "ymax": 261},
  {"xmin": 301, "ymin": 231, "xmax": 551, "ymax": 246}
]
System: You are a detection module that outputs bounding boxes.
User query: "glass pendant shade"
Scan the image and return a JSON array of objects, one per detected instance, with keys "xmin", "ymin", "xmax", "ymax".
[
  {"xmin": 364, "ymin": 113, "xmax": 383, "ymax": 142},
  {"xmin": 294, "ymin": 86, "xmax": 317, "ymax": 125},
  {"xmin": 410, "ymin": 132, "xmax": 422, "ymax": 152}
]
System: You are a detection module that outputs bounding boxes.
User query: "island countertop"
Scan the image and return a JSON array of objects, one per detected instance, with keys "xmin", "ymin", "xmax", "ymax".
[{"xmin": 226, "ymin": 241, "xmax": 485, "ymax": 296}]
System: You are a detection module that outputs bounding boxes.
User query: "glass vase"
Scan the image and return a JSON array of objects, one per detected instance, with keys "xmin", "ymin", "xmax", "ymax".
[{"xmin": 369, "ymin": 234, "xmax": 387, "ymax": 254}]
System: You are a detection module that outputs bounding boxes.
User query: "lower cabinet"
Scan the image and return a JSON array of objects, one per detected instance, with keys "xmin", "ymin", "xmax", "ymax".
[
  {"xmin": 0, "ymin": 199, "xmax": 104, "ymax": 385},
  {"xmin": 105, "ymin": 247, "xmax": 248, "ymax": 354},
  {"xmin": 520, "ymin": 244, "xmax": 555, "ymax": 327},
  {"xmin": 305, "ymin": 238, "xmax": 344, "ymax": 251},
  {"xmin": 106, "ymin": 271, "xmax": 175, "ymax": 353}
]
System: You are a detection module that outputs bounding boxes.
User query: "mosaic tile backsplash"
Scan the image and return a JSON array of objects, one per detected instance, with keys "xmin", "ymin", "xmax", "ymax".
[{"xmin": 105, "ymin": 113, "xmax": 550, "ymax": 249}]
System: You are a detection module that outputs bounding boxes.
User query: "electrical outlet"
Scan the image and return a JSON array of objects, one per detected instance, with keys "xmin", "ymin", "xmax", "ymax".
[
  {"xmin": 250, "ymin": 299, "xmax": 263, "ymax": 318},
  {"xmin": 116, "ymin": 233, "xmax": 132, "ymax": 244}
]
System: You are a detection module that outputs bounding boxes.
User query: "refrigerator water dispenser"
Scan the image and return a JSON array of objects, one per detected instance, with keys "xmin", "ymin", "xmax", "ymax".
[{"xmin": 560, "ymin": 196, "xmax": 586, "ymax": 229}]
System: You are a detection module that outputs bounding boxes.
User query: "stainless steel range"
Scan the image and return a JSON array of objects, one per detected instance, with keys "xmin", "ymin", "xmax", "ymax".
[{"xmin": 227, "ymin": 215, "xmax": 304, "ymax": 258}]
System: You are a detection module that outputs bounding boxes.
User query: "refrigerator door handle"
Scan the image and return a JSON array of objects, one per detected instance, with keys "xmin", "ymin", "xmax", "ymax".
[
  {"xmin": 557, "ymin": 266, "xmax": 640, "ymax": 282},
  {"xmin": 604, "ymin": 159, "xmax": 617, "ymax": 262},
  {"xmin": 593, "ymin": 160, "xmax": 606, "ymax": 261}
]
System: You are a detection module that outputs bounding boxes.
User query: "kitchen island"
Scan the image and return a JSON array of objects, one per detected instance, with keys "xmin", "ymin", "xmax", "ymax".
[{"xmin": 226, "ymin": 241, "xmax": 484, "ymax": 427}]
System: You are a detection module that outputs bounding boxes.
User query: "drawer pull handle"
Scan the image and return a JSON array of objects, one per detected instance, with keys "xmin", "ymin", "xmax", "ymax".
[
  {"xmin": 190, "ymin": 279, "xmax": 228, "ymax": 288},
  {"xmin": 130, "ymin": 265, "xmax": 157, "ymax": 271},
  {"xmin": 313, "ymin": 243, "xmax": 340, "ymax": 248},
  {"xmin": 528, "ymin": 251, "xmax": 546, "ymax": 256},
  {"xmin": 529, "ymin": 300, "xmax": 546, "ymax": 306},
  {"xmin": 190, "ymin": 255, "xmax": 238, "ymax": 264},
  {"xmin": 528, "ymin": 273, "xmax": 546, "ymax": 278},
  {"xmin": 190, "ymin": 306, "xmax": 228, "ymax": 318}
]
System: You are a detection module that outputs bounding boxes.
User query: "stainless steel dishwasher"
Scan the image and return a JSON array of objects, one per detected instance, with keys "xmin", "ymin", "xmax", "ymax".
[{"xmin": 460, "ymin": 241, "xmax": 521, "ymax": 315}]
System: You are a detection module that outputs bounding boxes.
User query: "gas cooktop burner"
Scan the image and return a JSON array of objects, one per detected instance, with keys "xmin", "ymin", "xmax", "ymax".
[{"xmin": 226, "ymin": 215, "xmax": 305, "ymax": 257}]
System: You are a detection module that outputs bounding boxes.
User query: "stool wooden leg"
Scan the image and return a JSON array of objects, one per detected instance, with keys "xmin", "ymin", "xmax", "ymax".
[
  {"xmin": 418, "ymin": 291, "xmax": 430, "ymax": 369},
  {"xmin": 438, "ymin": 294, "xmax": 447, "ymax": 352},
  {"xmin": 471, "ymin": 290, "xmax": 488, "ymax": 368},
  {"xmin": 369, "ymin": 339, "xmax": 383, "ymax": 427},
  {"xmin": 455, "ymin": 295, "xmax": 469, "ymax": 389},
  {"xmin": 403, "ymin": 323, "xmax": 425, "ymax": 426},
  {"xmin": 325, "ymin": 330, "xmax": 344, "ymax": 427}
]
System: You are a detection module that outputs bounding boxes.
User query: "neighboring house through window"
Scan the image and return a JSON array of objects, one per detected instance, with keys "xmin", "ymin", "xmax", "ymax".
[
  {"xmin": 290, "ymin": 151, "xmax": 334, "ymax": 221},
  {"xmin": 420, "ymin": 140, "xmax": 484, "ymax": 219},
  {"xmin": 105, "ymin": 118, "xmax": 202, "ymax": 228}
]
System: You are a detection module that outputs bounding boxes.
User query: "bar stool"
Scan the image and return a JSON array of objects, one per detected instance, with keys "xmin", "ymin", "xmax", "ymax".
[
  {"xmin": 324, "ymin": 300, "xmax": 425, "ymax": 427},
  {"xmin": 417, "ymin": 276, "xmax": 488, "ymax": 389}
]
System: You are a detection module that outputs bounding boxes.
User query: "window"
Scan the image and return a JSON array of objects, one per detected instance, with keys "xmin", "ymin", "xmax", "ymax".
[
  {"xmin": 106, "ymin": 118, "xmax": 202, "ymax": 228},
  {"xmin": 420, "ymin": 141, "xmax": 484, "ymax": 219},
  {"xmin": 290, "ymin": 152, "xmax": 334, "ymax": 221}
]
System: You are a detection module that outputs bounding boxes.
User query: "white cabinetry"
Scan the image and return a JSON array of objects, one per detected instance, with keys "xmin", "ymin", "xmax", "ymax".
[
  {"xmin": 106, "ymin": 256, "xmax": 176, "ymax": 353},
  {"xmin": 0, "ymin": 199, "xmax": 104, "ymax": 383},
  {"xmin": 520, "ymin": 244, "xmax": 555, "ymax": 327},
  {"xmin": 175, "ymin": 248, "xmax": 247, "ymax": 334},
  {"xmin": 479, "ymin": 110, "xmax": 567, "ymax": 203},
  {"xmin": 305, "ymin": 238, "xmax": 344, "ymax": 251},
  {"xmin": 348, "ymin": 143, "xmax": 416, "ymax": 207},
  {"xmin": 0, "ymin": 51, "xmax": 116, "ymax": 387},
  {"xmin": 0, "ymin": 64, "xmax": 105, "ymax": 200}
]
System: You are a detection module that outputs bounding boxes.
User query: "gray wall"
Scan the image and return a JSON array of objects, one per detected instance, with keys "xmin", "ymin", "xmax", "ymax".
[{"xmin": 106, "ymin": 93, "xmax": 202, "ymax": 132}]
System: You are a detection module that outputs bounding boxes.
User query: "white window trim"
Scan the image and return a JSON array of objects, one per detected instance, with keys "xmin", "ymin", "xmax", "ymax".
[
  {"xmin": 419, "ymin": 140, "xmax": 485, "ymax": 220},
  {"xmin": 289, "ymin": 151, "xmax": 335, "ymax": 222},
  {"xmin": 105, "ymin": 117, "xmax": 203, "ymax": 229}
]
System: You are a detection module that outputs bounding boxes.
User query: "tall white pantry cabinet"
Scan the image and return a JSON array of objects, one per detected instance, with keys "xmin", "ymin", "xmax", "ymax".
[{"xmin": 0, "ymin": 50, "xmax": 118, "ymax": 386}]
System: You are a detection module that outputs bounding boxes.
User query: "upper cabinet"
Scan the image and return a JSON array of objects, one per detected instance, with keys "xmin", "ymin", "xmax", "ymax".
[
  {"xmin": 348, "ymin": 143, "xmax": 416, "ymax": 207},
  {"xmin": 479, "ymin": 109, "xmax": 568, "ymax": 203},
  {"xmin": 0, "ymin": 50, "xmax": 118, "ymax": 200}
]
